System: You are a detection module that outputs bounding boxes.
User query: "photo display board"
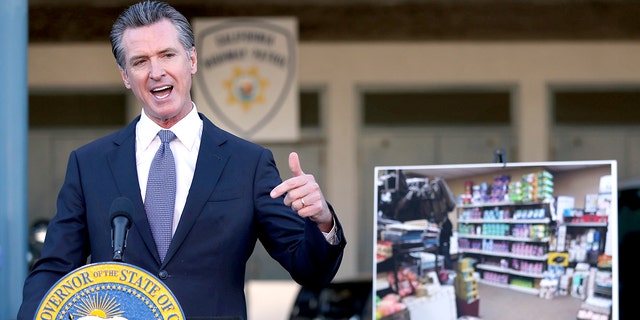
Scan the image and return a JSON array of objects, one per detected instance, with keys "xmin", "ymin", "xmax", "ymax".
[{"xmin": 373, "ymin": 160, "xmax": 618, "ymax": 320}]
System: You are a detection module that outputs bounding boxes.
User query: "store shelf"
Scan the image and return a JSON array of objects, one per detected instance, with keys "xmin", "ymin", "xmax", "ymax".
[
  {"xmin": 459, "ymin": 218, "xmax": 550, "ymax": 224},
  {"xmin": 511, "ymin": 253, "xmax": 548, "ymax": 261},
  {"xmin": 458, "ymin": 234, "xmax": 550, "ymax": 243},
  {"xmin": 479, "ymin": 279, "xmax": 540, "ymax": 295},
  {"xmin": 457, "ymin": 200, "xmax": 553, "ymax": 209},
  {"xmin": 460, "ymin": 249, "xmax": 548, "ymax": 261},
  {"xmin": 476, "ymin": 263, "xmax": 509, "ymax": 273},
  {"xmin": 476, "ymin": 263, "xmax": 545, "ymax": 279},
  {"xmin": 563, "ymin": 222, "xmax": 607, "ymax": 228},
  {"xmin": 458, "ymin": 200, "xmax": 552, "ymax": 295},
  {"xmin": 509, "ymin": 269, "xmax": 545, "ymax": 279}
]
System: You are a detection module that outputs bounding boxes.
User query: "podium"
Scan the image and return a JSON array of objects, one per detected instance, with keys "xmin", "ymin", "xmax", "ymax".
[{"xmin": 35, "ymin": 262, "xmax": 186, "ymax": 319}]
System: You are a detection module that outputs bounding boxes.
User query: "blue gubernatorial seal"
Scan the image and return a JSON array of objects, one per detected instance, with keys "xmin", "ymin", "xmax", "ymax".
[{"xmin": 34, "ymin": 262, "xmax": 185, "ymax": 320}]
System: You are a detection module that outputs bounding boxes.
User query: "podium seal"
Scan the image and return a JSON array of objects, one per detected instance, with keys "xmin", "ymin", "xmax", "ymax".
[{"xmin": 35, "ymin": 262, "xmax": 185, "ymax": 320}]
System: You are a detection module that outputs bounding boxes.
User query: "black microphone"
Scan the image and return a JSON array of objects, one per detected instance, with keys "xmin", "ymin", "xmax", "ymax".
[{"xmin": 110, "ymin": 197, "xmax": 133, "ymax": 262}]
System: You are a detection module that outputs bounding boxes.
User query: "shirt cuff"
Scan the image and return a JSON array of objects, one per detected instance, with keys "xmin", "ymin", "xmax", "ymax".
[{"xmin": 322, "ymin": 218, "xmax": 339, "ymax": 245}]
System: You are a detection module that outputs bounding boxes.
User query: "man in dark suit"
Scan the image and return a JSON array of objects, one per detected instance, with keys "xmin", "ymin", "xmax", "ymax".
[{"xmin": 17, "ymin": 1, "xmax": 345, "ymax": 319}]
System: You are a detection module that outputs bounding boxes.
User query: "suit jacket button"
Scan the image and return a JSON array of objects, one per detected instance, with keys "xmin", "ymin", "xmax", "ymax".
[{"xmin": 158, "ymin": 270, "xmax": 169, "ymax": 280}]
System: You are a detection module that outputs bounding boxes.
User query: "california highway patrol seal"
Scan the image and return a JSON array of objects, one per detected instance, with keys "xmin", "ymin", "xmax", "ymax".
[{"xmin": 34, "ymin": 262, "xmax": 185, "ymax": 320}]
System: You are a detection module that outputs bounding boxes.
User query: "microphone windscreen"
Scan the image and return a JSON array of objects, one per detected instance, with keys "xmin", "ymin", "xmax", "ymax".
[{"xmin": 109, "ymin": 196, "xmax": 134, "ymax": 225}]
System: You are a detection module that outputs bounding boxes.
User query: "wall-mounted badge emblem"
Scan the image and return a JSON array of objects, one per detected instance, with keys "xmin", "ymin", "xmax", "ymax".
[
  {"xmin": 194, "ymin": 18, "xmax": 298, "ymax": 141},
  {"xmin": 35, "ymin": 262, "xmax": 185, "ymax": 320}
]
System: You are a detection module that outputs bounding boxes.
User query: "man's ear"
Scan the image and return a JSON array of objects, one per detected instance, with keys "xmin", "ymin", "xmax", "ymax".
[{"xmin": 190, "ymin": 47, "xmax": 198, "ymax": 74}]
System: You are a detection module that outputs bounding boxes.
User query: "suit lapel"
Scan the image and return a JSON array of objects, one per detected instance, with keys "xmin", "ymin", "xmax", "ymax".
[{"xmin": 164, "ymin": 115, "xmax": 230, "ymax": 264}]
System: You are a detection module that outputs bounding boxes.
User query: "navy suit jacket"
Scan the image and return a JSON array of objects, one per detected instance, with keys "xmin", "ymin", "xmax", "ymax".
[{"xmin": 18, "ymin": 113, "xmax": 345, "ymax": 319}]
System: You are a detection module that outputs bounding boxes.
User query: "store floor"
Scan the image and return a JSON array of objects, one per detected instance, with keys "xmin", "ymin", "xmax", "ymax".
[{"xmin": 471, "ymin": 282, "xmax": 583, "ymax": 320}]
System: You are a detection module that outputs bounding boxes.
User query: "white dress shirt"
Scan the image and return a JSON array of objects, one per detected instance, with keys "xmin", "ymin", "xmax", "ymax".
[{"xmin": 136, "ymin": 104, "xmax": 201, "ymax": 235}]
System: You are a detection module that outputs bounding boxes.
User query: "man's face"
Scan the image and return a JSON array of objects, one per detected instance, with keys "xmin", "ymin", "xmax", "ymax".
[{"xmin": 119, "ymin": 18, "xmax": 197, "ymax": 128}]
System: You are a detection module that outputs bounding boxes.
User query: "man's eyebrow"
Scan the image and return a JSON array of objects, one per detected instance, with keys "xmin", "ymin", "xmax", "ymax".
[
  {"xmin": 159, "ymin": 47, "xmax": 179, "ymax": 55},
  {"xmin": 127, "ymin": 48, "xmax": 180, "ymax": 63},
  {"xmin": 128, "ymin": 54, "xmax": 148, "ymax": 63}
]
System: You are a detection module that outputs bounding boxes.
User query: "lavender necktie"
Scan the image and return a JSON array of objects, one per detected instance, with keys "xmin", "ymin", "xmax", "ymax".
[{"xmin": 145, "ymin": 129, "xmax": 176, "ymax": 262}]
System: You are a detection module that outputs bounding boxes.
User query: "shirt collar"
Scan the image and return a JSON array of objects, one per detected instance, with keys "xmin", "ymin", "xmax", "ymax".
[{"xmin": 137, "ymin": 103, "xmax": 202, "ymax": 152}]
